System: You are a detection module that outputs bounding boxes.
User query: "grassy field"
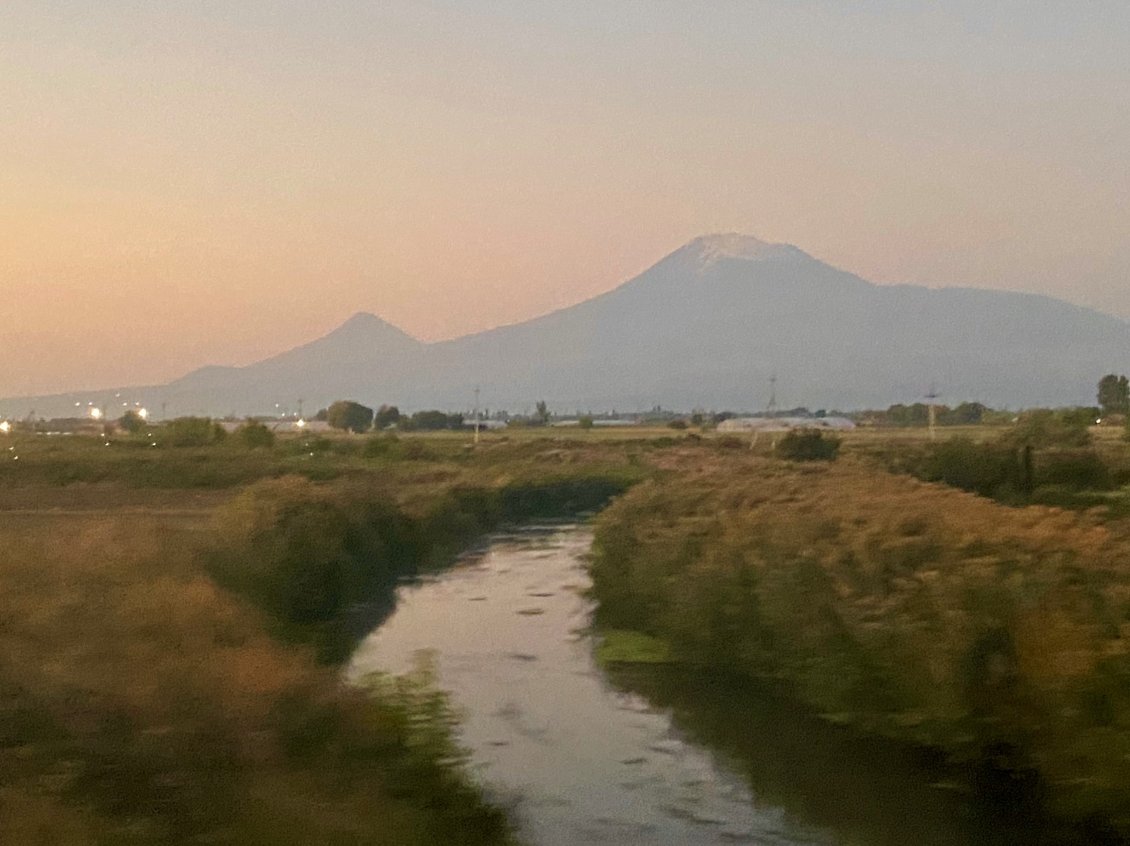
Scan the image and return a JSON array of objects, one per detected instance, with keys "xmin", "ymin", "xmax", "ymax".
[
  {"xmin": 0, "ymin": 431, "xmax": 657, "ymax": 844},
  {"xmin": 0, "ymin": 510, "xmax": 521, "ymax": 845},
  {"xmin": 590, "ymin": 449, "xmax": 1130, "ymax": 839},
  {"xmin": 5, "ymin": 421, "xmax": 1130, "ymax": 841}
]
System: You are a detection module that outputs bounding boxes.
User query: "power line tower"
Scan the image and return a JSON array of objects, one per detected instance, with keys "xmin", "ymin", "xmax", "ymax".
[
  {"xmin": 925, "ymin": 383, "xmax": 941, "ymax": 442},
  {"xmin": 766, "ymin": 374, "xmax": 778, "ymax": 418}
]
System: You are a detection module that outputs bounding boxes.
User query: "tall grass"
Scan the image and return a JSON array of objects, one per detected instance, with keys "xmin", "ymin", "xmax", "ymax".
[
  {"xmin": 209, "ymin": 469, "xmax": 638, "ymax": 662},
  {"xmin": 0, "ymin": 514, "xmax": 513, "ymax": 844},
  {"xmin": 590, "ymin": 457, "xmax": 1130, "ymax": 837},
  {"xmin": 0, "ymin": 433, "xmax": 657, "ymax": 842}
]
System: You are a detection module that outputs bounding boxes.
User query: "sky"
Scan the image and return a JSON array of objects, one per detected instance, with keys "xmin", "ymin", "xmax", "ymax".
[{"xmin": 2, "ymin": 1, "xmax": 1129, "ymax": 397}]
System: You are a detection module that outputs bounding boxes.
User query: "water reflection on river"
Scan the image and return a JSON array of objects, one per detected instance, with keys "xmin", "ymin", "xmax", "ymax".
[{"xmin": 347, "ymin": 525, "xmax": 1020, "ymax": 845}]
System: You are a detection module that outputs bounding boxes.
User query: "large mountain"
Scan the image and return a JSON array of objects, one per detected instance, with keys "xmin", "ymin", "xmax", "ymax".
[{"xmin": 7, "ymin": 234, "xmax": 1130, "ymax": 417}]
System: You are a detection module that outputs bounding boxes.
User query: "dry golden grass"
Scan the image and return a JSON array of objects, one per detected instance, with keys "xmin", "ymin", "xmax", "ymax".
[
  {"xmin": 0, "ymin": 435, "xmax": 657, "ymax": 843},
  {"xmin": 591, "ymin": 454, "xmax": 1130, "ymax": 832},
  {"xmin": 0, "ymin": 510, "xmax": 511, "ymax": 844}
]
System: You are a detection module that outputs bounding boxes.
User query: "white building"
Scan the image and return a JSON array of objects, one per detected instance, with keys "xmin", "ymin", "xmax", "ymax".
[{"xmin": 716, "ymin": 416, "xmax": 855, "ymax": 433}]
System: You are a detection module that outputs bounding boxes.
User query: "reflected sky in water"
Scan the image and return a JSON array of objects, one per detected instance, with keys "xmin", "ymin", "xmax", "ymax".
[{"xmin": 348, "ymin": 526, "xmax": 1023, "ymax": 845}]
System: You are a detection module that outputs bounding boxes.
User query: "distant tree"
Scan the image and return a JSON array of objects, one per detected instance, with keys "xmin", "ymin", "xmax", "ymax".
[
  {"xmin": 886, "ymin": 403, "xmax": 930, "ymax": 427},
  {"xmin": 237, "ymin": 420, "xmax": 275, "ymax": 448},
  {"xmin": 578, "ymin": 415, "xmax": 594, "ymax": 430},
  {"xmin": 313, "ymin": 407, "xmax": 329, "ymax": 422},
  {"xmin": 712, "ymin": 411, "xmax": 736, "ymax": 425},
  {"xmin": 326, "ymin": 400, "xmax": 374, "ymax": 433},
  {"xmin": 1001, "ymin": 408, "xmax": 1091, "ymax": 449},
  {"xmin": 689, "ymin": 412, "xmax": 704, "ymax": 427},
  {"xmin": 375, "ymin": 404, "xmax": 401, "ymax": 429},
  {"xmin": 535, "ymin": 400, "xmax": 550, "ymax": 426},
  {"xmin": 1097, "ymin": 374, "xmax": 1129, "ymax": 415},
  {"xmin": 939, "ymin": 402, "xmax": 989, "ymax": 426},
  {"xmin": 1061, "ymin": 406, "xmax": 1101, "ymax": 428},
  {"xmin": 163, "ymin": 417, "xmax": 227, "ymax": 447},
  {"xmin": 667, "ymin": 419, "xmax": 688, "ymax": 430},
  {"xmin": 405, "ymin": 410, "xmax": 461, "ymax": 431},
  {"xmin": 119, "ymin": 409, "xmax": 144, "ymax": 433}
]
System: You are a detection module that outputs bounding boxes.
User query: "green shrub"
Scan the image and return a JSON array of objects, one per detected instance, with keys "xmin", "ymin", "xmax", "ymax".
[
  {"xmin": 162, "ymin": 417, "xmax": 227, "ymax": 447},
  {"xmin": 1002, "ymin": 409, "xmax": 1092, "ymax": 449},
  {"xmin": 715, "ymin": 435, "xmax": 746, "ymax": 450},
  {"xmin": 363, "ymin": 434, "xmax": 400, "ymax": 458},
  {"xmin": 918, "ymin": 438, "xmax": 1024, "ymax": 497},
  {"xmin": 1037, "ymin": 449, "xmax": 1112, "ymax": 490},
  {"xmin": 776, "ymin": 430, "xmax": 840, "ymax": 461},
  {"xmin": 210, "ymin": 478, "xmax": 422, "ymax": 659},
  {"xmin": 590, "ymin": 459, "xmax": 1130, "ymax": 835},
  {"xmin": 237, "ymin": 421, "xmax": 275, "ymax": 449}
]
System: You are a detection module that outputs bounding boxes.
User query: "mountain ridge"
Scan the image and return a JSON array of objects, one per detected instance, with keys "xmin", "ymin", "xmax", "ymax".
[{"xmin": 3, "ymin": 235, "xmax": 1128, "ymax": 417}]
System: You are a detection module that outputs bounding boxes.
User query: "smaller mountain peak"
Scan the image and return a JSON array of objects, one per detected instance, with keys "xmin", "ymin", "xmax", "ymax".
[
  {"xmin": 682, "ymin": 233, "xmax": 805, "ymax": 266},
  {"xmin": 341, "ymin": 311, "xmax": 387, "ymax": 327},
  {"xmin": 326, "ymin": 312, "xmax": 420, "ymax": 344}
]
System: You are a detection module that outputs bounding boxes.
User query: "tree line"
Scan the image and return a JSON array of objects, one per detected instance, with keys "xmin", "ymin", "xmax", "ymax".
[{"xmin": 315, "ymin": 401, "xmax": 465, "ymax": 434}]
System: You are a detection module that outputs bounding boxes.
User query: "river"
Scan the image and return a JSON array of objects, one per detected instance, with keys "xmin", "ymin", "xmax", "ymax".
[{"xmin": 347, "ymin": 524, "xmax": 1028, "ymax": 845}]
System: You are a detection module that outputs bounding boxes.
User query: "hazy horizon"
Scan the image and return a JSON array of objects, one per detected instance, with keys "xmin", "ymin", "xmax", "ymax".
[{"xmin": 4, "ymin": 2, "xmax": 1130, "ymax": 396}]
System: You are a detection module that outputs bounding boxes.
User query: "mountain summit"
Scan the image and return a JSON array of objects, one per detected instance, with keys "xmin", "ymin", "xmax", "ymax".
[
  {"xmin": 678, "ymin": 233, "xmax": 807, "ymax": 266},
  {"xmin": 7, "ymin": 235, "xmax": 1129, "ymax": 416}
]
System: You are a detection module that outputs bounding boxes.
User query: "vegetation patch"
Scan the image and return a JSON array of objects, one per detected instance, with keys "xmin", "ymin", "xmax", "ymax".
[
  {"xmin": 595, "ymin": 629, "xmax": 674, "ymax": 666},
  {"xmin": 0, "ymin": 434, "xmax": 651, "ymax": 843},
  {"xmin": 589, "ymin": 457, "xmax": 1130, "ymax": 837}
]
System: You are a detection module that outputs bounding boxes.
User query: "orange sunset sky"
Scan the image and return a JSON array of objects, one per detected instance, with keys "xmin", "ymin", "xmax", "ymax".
[{"xmin": 3, "ymin": 2, "xmax": 1129, "ymax": 397}]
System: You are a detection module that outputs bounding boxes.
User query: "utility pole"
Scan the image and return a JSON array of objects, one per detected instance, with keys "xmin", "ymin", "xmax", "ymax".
[
  {"xmin": 297, "ymin": 398, "xmax": 304, "ymax": 420},
  {"xmin": 473, "ymin": 386, "xmax": 481, "ymax": 445},
  {"xmin": 925, "ymin": 384, "xmax": 940, "ymax": 442},
  {"xmin": 767, "ymin": 374, "xmax": 778, "ymax": 418}
]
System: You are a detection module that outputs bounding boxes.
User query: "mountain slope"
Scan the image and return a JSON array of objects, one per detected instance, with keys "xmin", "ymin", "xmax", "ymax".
[{"xmin": 6, "ymin": 235, "xmax": 1129, "ymax": 417}]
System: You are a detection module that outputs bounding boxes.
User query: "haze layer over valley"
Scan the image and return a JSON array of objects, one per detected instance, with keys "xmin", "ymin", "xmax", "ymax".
[{"xmin": 8, "ymin": 235, "xmax": 1128, "ymax": 418}]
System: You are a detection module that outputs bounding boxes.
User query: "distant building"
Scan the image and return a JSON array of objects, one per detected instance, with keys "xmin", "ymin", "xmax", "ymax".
[
  {"xmin": 550, "ymin": 418, "xmax": 638, "ymax": 428},
  {"xmin": 272, "ymin": 420, "xmax": 333, "ymax": 434},
  {"xmin": 716, "ymin": 416, "xmax": 855, "ymax": 433},
  {"xmin": 216, "ymin": 419, "xmax": 334, "ymax": 434}
]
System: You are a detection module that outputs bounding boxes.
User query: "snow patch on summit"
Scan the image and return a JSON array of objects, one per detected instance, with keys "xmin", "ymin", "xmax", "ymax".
[{"xmin": 685, "ymin": 233, "xmax": 803, "ymax": 266}]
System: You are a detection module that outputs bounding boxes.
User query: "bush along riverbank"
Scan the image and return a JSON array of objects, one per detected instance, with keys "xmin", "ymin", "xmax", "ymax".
[
  {"xmin": 589, "ymin": 457, "xmax": 1130, "ymax": 840},
  {"xmin": 208, "ymin": 470, "xmax": 638, "ymax": 662},
  {"xmin": 0, "ymin": 439, "xmax": 643, "ymax": 845},
  {"xmin": 0, "ymin": 512, "xmax": 516, "ymax": 846}
]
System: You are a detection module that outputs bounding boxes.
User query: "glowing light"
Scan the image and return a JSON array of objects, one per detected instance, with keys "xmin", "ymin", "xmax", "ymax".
[
  {"xmin": 0, "ymin": 421, "xmax": 10, "ymax": 434},
  {"xmin": 296, "ymin": 418, "xmax": 307, "ymax": 429},
  {"xmin": 138, "ymin": 408, "xmax": 149, "ymax": 420},
  {"xmin": 89, "ymin": 407, "xmax": 104, "ymax": 420}
]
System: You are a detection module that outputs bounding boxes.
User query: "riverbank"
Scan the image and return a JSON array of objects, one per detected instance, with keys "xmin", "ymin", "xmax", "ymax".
[
  {"xmin": 590, "ymin": 455, "xmax": 1130, "ymax": 841},
  {"xmin": 9, "ymin": 428, "xmax": 1130, "ymax": 841},
  {"xmin": 0, "ymin": 435, "xmax": 651, "ymax": 844}
]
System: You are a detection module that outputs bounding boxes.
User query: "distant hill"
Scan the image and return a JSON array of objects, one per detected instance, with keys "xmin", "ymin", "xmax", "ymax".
[{"xmin": 6, "ymin": 234, "xmax": 1129, "ymax": 418}]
